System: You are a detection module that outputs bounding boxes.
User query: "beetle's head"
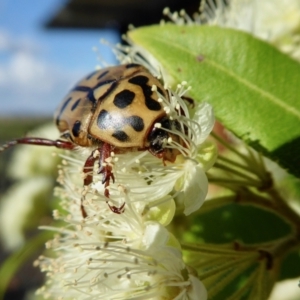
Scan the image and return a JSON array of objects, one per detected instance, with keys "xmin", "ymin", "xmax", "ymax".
[{"xmin": 148, "ymin": 116, "xmax": 181, "ymax": 162}]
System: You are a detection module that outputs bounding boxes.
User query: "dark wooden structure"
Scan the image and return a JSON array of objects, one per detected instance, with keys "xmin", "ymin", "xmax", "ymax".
[{"xmin": 45, "ymin": 0, "xmax": 200, "ymax": 33}]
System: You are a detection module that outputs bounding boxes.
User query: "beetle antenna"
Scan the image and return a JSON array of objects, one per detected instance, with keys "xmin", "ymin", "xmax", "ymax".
[
  {"xmin": 0, "ymin": 140, "xmax": 18, "ymax": 152},
  {"xmin": 0, "ymin": 137, "xmax": 75, "ymax": 153}
]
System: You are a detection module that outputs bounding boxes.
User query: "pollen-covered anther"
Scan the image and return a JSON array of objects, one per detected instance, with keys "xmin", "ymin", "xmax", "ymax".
[
  {"xmin": 167, "ymin": 137, "xmax": 173, "ymax": 144},
  {"xmin": 93, "ymin": 150, "xmax": 100, "ymax": 158},
  {"xmin": 90, "ymin": 277, "xmax": 97, "ymax": 284},
  {"xmin": 151, "ymin": 85, "xmax": 157, "ymax": 92},
  {"xmin": 76, "ymin": 224, "xmax": 83, "ymax": 231},
  {"xmin": 154, "ymin": 123, "xmax": 162, "ymax": 128},
  {"xmin": 158, "ymin": 97, "xmax": 163, "ymax": 103},
  {"xmin": 163, "ymin": 7, "xmax": 170, "ymax": 16},
  {"xmin": 105, "ymin": 157, "xmax": 113, "ymax": 164},
  {"xmin": 81, "ymin": 186, "xmax": 89, "ymax": 196},
  {"xmin": 163, "ymin": 107, "xmax": 171, "ymax": 114},
  {"xmin": 53, "ymin": 210, "xmax": 60, "ymax": 219},
  {"xmin": 118, "ymin": 185, "xmax": 126, "ymax": 193},
  {"xmin": 45, "ymin": 241, "xmax": 53, "ymax": 249}
]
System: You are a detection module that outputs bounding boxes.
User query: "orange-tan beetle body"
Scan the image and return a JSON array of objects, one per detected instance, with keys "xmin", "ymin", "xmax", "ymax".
[
  {"xmin": 55, "ymin": 63, "xmax": 167, "ymax": 150},
  {"xmin": 1, "ymin": 64, "xmax": 184, "ymax": 216}
]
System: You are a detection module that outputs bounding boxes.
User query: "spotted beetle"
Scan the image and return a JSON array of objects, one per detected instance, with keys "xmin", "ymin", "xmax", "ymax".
[{"xmin": 0, "ymin": 64, "xmax": 184, "ymax": 217}]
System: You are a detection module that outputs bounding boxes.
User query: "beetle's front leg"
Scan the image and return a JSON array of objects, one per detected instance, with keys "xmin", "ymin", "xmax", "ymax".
[
  {"xmin": 81, "ymin": 149, "xmax": 99, "ymax": 218},
  {"xmin": 98, "ymin": 143, "xmax": 125, "ymax": 214},
  {"xmin": 98, "ymin": 142, "xmax": 115, "ymax": 186}
]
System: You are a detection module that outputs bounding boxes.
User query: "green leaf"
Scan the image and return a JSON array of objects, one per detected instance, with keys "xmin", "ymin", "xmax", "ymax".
[
  {"xmin": 129, "ymin": 25, "xmax": 300, "ymax": 177},
  {"xmin": 183, "ymin": 204, "xmax": 292, "ymax": 244}
]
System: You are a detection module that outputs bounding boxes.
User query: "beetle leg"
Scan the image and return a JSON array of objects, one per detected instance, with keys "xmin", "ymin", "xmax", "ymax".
[
  {"xmin": 98, "ymin": 143, "xmax": 115, "ymax": 184},
  {"xmin": 98, "ymin": 143, "xmax": 125, "ymax": 214},
  {"xmin": 81, "ymin": 149, "xmax": 99, "ymax": 218},
  {"xmin": 107, "ymin": 202, "xmax": 126, "ymax": 214}
]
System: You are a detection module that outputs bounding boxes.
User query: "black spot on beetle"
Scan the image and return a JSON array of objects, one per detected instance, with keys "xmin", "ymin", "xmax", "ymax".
[
  {"xmin": 157, "ymin": 86, "xmax": 163, "ymax": 95},
  {"xmin": 73, "ymin": 86, "xmax": 97, "ymax": 106},
  {"xmin": 113, "ymin": 89, "xmax": 135, "ymax": 108},
  {"xmin": 85, "ymin": 70, "xmax": 98, "ymax": 80},
  {"xmin": 126, "ymin": 63, "xmax": 140, "ymax": 69},
  {"xmin": 97, "ymin": 110, "xmax": 111, "ymax": 129},
  {"xmin": 97, "ymin": 70, "xmax": 109, "ymax": 80},
  {"xmin": 72, "ymin": 120, "xmax": 81, "ymax": 137},
  {"xmin": 112, "ymin": 130, "xmax": 130, "ymax": 142},
  {"xmin": 72, "ymin": 78, "xmax": 118, "ymax": 111},
  {"xmin": 127, "ymin": 116, "xmax": 144, "ymax": 132},
  {"xmin": 56, "ymin": 97, "xmax": 72, "ymax": 125},
  {"xmin": 60, "ymin": 97, "xmax": 72, "ymax": 113},
  {"xmin": 71, "ymin": 98, "xmax": 81, "ymax": 111},
  {"xmin": 97, "ymin": 109, "xmax": 144, "ymax": 133},
  {"xmin": 73, "ymin": 86, "xmax": 91, "ymax": 92},
  {"xmin": 128, "ymin": 75, "xmax": 161, "ymax": 111},
  {"xmin": 128, "ymin": 75, "xmax": 148, "ymax": 86},
  {"xmin": 98, "ymin": 80, "xmax": 118, "ymax": 101}
]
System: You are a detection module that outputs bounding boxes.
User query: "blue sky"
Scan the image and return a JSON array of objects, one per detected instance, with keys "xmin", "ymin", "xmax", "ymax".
[{"xmin": 0, "ymin": 0, "xmax": 119, "ymax": 116}]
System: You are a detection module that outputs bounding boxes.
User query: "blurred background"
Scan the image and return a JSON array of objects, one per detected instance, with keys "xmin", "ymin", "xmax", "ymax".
[{"xmin": 0, "ymin": 0, "xmax": 200, "ymax": 299}]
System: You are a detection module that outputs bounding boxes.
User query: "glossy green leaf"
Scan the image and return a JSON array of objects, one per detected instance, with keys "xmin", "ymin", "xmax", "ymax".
[
  {"xmin": 129, "ymin": 25, "xmax": 300, "ymax": 177},
  {"xmin": 184, "ymin": 204, "xmax": 292, "ymax": 244}
]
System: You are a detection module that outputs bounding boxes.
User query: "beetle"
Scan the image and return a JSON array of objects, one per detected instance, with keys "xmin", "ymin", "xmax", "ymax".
[{"xmin": 0, "ymin": 63, "xmax": 183, "ymax": 217}]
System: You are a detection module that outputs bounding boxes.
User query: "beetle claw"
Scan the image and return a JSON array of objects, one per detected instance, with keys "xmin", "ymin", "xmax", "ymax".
[
  {"xmin": 107, "ymin": 202, "xmax": 126, "ymax": 214},
  {"xmin": 100, "ymin": 165, "xmax": 115, "ymax": 184}
]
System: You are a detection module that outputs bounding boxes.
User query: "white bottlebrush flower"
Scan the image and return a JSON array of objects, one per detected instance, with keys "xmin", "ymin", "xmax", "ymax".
[
  {"xmin": 8, "ymin": 122, "xmax": 61, "ymax": 179},
  {"xmin": 107, "ymin": 43, "xmax": 216, "ymax": 216},
  {"xmin": 34, "ymin": 12, "xmax": 216, "ymax": 299},
  {"xmin": 35, "ymin": 186, "xmax": 207, "ymax": 300},
  {"xmin": 35, "ymin": 65, "xmax": 214, "ymax": 299},
  {"xmin": 56, "ymin": 82, "xmax": 215, "ymax": 218},
  {"xmin": 0, "ymin": 122, "xmax": 60, "ymax": 250},
  {"xmin": 268, "ymin": 278, "xmax": 300, "ymax": 300},
  {"xmin": 0, "ymin": 177, "xmax": 53, "ymax": 250}
]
